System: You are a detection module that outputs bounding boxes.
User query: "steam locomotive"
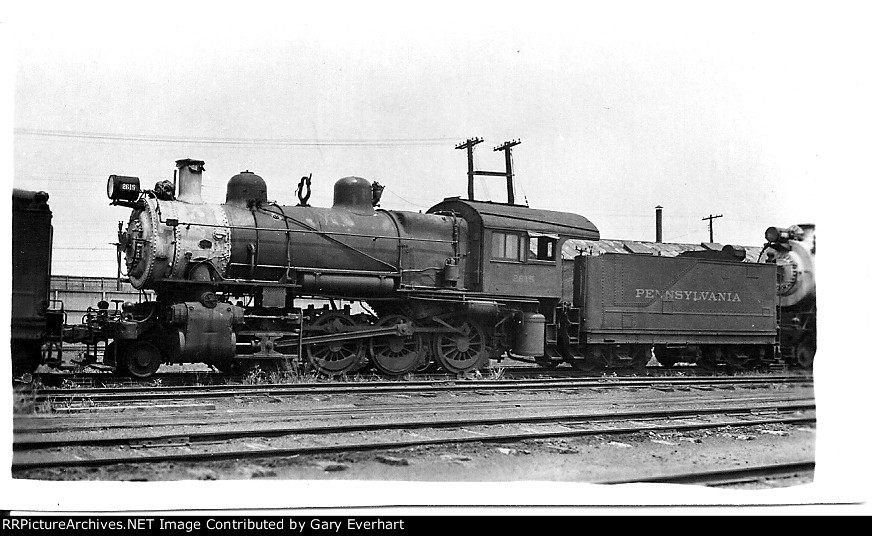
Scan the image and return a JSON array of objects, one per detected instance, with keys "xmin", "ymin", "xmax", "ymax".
[
  {"xmin": 11, "ymin": 149, "xmax": 816, "ymax": 378},
  {"xmin": 761, "ymin": 224, "xmax": 817, "ymax": 368}
]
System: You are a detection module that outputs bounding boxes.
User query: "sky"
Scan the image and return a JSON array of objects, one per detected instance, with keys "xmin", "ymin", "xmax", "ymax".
[
  {"xmin": 7, "ymin": 2, "xmax": 863, "ymax": 277},
  {"xmin": 3, "ymin": 0, "xmax": 872, "ymax": 514}
]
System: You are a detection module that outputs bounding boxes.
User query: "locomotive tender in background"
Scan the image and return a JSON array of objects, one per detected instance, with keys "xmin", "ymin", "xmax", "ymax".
[
  {"xmin": 10, "ymin": 146, "xmax": 816, "ymax": 378},
  {"xmin": 11, "ymin": 189, "xmax": 63, "ymax": 375}
]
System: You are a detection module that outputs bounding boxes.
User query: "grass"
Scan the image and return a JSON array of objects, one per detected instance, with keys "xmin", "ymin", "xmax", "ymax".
[
  {"xmin": 241, "ymin": 364, "xmax": 324, "ymax": 385},
  {"xmin": 14, "ymin": 377, "xmax": 100, "ymax": 414},
  {"xmin": 487, "ymin": 365, "xmax": 506, "ymax": 380},
  {"xmin": 228, "ymin": 356, "xmax": 515, "ymax": 386},
  {"xmin": 12, "ymin": 380, "xmax": 54, "ymax": 414}
]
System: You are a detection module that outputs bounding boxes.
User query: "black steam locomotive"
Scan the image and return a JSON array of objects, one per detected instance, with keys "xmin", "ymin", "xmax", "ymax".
[
  {"xmin": 10, "ymin": 146, "xmax": 816, "ymax": 378},
  {"xmin": 761, "ymin": 224, "xmax": 817, "ymax": 368}
]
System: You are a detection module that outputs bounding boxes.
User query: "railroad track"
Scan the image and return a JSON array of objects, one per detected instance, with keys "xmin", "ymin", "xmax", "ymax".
[
  {"xmin": 25, "ymin": 365, "xmax": 810, "ymax": 388},
  {"xmin": 22, "ymin": 375, "xmax": 813, "ymax": 405},
  {"xmin": 14, "ymin": 393, "xmax": 815, "ymax": 442},
  {"xmin": 12, "ymin": 400, "xmax": 815, "ymax": 473},
  {"xmin": 599, "ymin": 461, "xmax": 816, "ymax": 487},
  {"xmin": 14, "ymin": 399, "xmax": 816, "ymax": 451}
]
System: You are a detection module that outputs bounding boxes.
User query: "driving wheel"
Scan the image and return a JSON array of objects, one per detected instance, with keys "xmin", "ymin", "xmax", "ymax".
[
  {"xmin": 306, "ymin": 312, "xmax": 366, "ymax": 376},
  {"xmin": 432, "ymin": 315, "xmax": 487, "ymax": 374},
  {"xmin": 369, "ymin": 315, "xmax": 423, "ymax": 376}
]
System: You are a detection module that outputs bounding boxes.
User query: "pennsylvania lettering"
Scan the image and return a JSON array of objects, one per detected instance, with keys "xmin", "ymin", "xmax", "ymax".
[{"xmin": 634, "ymin": 288, "xmax": 741, "ymax": 302}]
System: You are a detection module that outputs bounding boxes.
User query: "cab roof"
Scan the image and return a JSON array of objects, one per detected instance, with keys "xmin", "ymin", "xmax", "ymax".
[{"xmin": 427, "ymin": 197, "xmax": 600, "ymax": 239}]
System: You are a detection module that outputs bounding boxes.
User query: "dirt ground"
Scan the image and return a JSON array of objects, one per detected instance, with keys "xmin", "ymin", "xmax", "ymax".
[
  {"xmin": 15, "ymin": 380, "xmax": 817, "ymax": 500},
  {"xmin": 22, "ymin": 421, "xmax": 815, "ymax": 486}
]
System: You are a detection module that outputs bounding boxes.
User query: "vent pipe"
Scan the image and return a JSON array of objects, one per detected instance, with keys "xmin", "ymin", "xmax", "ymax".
[{"xmin": 655, "ymin": 205, "xmax": 663, "ymax": 243}]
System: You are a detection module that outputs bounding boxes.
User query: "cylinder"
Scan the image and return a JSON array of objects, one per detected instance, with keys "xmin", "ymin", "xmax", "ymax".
[{"xmin": 513, "ymin": 312, "xmax": 546, "ymax": 356}]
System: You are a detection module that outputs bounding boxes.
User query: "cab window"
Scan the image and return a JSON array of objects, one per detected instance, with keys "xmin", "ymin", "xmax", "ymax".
[
  {"xmin": 492, "ymin": 231, "xmax": 522, "ymax": 261},
  {"xmin": 528, "ymin": 235, "xmax": 557, "ymax": 261}
]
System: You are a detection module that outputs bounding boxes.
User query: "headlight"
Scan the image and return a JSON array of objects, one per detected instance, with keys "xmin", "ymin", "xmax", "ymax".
[
  {"xmin": 765, "ymin": 226, "xmax": 788, "ymax": 243},
  {"xmin": 107, "ymin": 175, "xmax": 141, "ymax": 201}
]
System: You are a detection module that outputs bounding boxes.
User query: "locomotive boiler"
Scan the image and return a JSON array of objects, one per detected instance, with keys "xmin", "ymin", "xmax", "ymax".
[{"xmin": 762, "ymin": 224, "xmax": 816, "ymax": 368}]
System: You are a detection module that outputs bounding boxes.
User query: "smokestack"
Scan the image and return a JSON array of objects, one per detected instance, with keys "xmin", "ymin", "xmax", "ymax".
[
  {"xmin": 175, "ymin": 158, "xmax": 205, "ymax": 204},
  {"xmin": 655, "ymin": 205, "xmax": 663, "ymax": 243}
]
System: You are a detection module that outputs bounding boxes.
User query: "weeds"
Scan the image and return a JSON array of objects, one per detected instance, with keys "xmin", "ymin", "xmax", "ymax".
[
  {"xmin": 241, "ymin": 366, "xmax": 269, "ymax": 385},
  {"xmin": 12, "ymin": 384, "xmax": 53, "ymax": 414},
  {"xmin": 487, "ymin": 366, "xmax": 506, "ymax": 380},
  {"xmin": 241, "ymin": 364, "xmax": 323, "ymax": 385}
]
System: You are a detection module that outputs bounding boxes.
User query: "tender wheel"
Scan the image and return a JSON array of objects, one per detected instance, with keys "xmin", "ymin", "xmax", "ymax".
[
  {"xmin": 369, "ymin": 315, "xmax": 423, "ymax": 376},
  {"xmin": 795, "ymin": 338, "xmax": 815, "ymax": 369},
  {"xmin": 306, "ymin": 312, "xmax": 366, "ymax": 376},
  {"xmin": 696, "ymin": 347, "xmax": 719, "ymax": 371},
  {"xmin": 432, "ymin": 315, "xmax": 487, "ymax": 374},
  {"xmin": 696, "ymin": 357, "xmax": 717, "ymax": 371},
  {"xmin": 696, "ymin": 347, "xmax": 726, "ymax": 372},
  {"xmin": 630, "ymin": 345, "xmax": 651, "ymax": 372},
  {"xmin": 725, "ymin": 346, "xmax": 752, "ymax": 370},
  {"xmin": 654, "ymin": 347, "xmax": 677, "ymax": 368},
  {"xmin": 608, "ymin": 345, "xmax": 635, "ymax": 369},
  {"xmin": 122, "ymin": 341, "xmax": 162, "ymax": 378}
]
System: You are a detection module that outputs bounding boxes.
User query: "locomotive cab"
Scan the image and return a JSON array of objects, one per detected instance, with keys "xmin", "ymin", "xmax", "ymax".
[{"xmin": 426, "ymin": 198, "xmax": 599, "ymax": 297}]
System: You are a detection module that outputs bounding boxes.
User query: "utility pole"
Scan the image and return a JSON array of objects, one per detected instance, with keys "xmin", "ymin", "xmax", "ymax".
[
  {"xmin": 494, "ymin": 139, "xmax": 521, "ymax": 205},
  {"xmin": 455, "ymin": 137, "xmax": 522, "ymax": 204},
  {"xmin": 455, "ymin": 137, "xmax": 483, "ymax": 201},
  {"xmin": 702, "ymin": 214, "xmax": 723, "ymax": 243}
]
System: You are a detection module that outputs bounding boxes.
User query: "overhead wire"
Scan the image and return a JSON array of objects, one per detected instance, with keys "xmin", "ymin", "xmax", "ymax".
[
  {"xmin": 15, "ymin": 128, "xmax": 462, "ymax": 147},
  {"xmin": 382, "ymin": 187, "xmax": 432, "ymax": 209}
]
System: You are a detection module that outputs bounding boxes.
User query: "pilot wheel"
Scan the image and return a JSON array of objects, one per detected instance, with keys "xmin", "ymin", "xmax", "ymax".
[{"xmin": 122, "ymin": 341, "xmax": 163, "ymax": 378}]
